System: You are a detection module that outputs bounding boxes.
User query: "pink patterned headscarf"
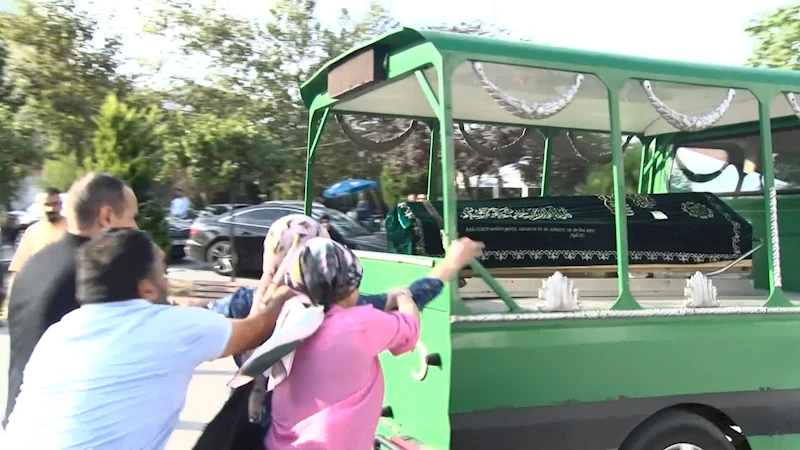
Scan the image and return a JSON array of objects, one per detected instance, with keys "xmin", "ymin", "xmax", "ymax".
[
  {"xmin": 283, "ymin": 237, "xmax": 363, "ymax": 310},
  {"xmin": 252, "ymin": 214, "xmax": 329, "ymax": 310}
]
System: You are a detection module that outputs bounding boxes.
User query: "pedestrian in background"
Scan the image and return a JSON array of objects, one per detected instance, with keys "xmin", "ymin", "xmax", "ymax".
[
  {"xmin": 3, "ymin": 188, "xmax": 68, "ymax": 315},
  {"xmin": 8, "ymin": 187, "xmax": 67, "ymax": 275},
  {"xmin": 170, "ymin": 188, "xmax": 191, "ymax": 219}
]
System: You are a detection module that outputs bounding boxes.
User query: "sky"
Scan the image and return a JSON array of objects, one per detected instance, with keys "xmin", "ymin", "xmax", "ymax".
[
  {"xmin": 318, "ymin": 0, "xmax": 788, "ymax": 66},
  {"xmin": 0, "ymin": 0, "xmax": 791, "ymax": 71},
  {"xmin": 156, "ymin": 0, "xmax": 790, "ymax": 66},
  {"xmin": 62, "ymin": 0, "xmax": 789, "ymax": 70}
]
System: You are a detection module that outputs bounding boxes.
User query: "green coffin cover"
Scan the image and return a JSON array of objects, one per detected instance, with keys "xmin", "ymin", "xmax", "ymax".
[{"xmin": 385, "ymin": 193, "xmax": 753, "ymax": 268}]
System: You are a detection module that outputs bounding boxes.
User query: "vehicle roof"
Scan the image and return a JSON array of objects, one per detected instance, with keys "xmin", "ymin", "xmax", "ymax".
[
  {"xmin": 227, "ymin": 201, "xmax": 328, "ymax": 214},
  {"xmin": 301, "ymin": 27, "xmax": 800, "ymax": 136},
  {"xmin": 261, "ymin": 200, "xmax": 327, "ymax": 208}
]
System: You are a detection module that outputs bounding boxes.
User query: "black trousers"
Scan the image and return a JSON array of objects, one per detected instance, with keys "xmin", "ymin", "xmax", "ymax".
[{"xmin": 192, "ymin": 383, "xmax": 269, "ymax": 450}]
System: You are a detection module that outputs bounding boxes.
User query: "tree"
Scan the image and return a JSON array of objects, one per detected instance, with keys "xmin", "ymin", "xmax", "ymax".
[
  {"xmin": 0, "ymin": 105, "xmax": 41, "ymax": 210},
  {"xmin": 85, "ymin": 94, "xmax": 169, "ymax": 251},
  {"xmin": 745, "ymin": 2, "xmax": 800, "ymax": 69},
  {"xmin": 141, "ymin": 0, "xmax": 399, "ymax": 199},
  {"xmin": 0, "ymin": 36, "xmax": 10, "ymax": 104},
  {"xmin": 0, "ymin": 0, "xmax": 129, "ymax": 159},
  {"xmin": 40, "ymin": 154, "xmax": 81, "ymax": 191},
  {"xmin": 88, "ymin": 95, "xmax": 161, "ymax": 195},
  {"xmin": 0, "ymin": 36, "xmax": 41, "ymax": 210},
  {"xmin": 162, "ymin": 112, "xmax": 288, "ymax": 203},
  {"xmin": 576, "ymin": 145, "xmax": 643, "ymax": 194}
]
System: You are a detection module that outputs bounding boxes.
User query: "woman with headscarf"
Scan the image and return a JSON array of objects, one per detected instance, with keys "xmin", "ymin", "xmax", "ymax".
[
  {"xmin": 205, "ymin": 214, "xmax": 457, "ymax": 362},
  {"xmin": 195, "ymin": 215, "xmax": 483, "ymax": 449},
  {"xmin": 265, "ymin": 237, "xmax": 421, "ymax": 450}
]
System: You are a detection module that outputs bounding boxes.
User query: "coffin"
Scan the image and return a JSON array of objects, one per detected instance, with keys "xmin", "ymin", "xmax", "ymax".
[{"xmin": 385, "ymin": 193, "xmax": 753, "ymax": 268}]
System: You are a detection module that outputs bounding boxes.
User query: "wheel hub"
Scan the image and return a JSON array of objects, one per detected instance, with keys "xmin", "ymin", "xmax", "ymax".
[
  {"xmin": 208, "ymin": 243, "xmax": 233, "ymax": 274},
  {"xmin": 212, "ymin": 257, "xmax": 233, "ymax": 273},
  {"xmin": 665, "ymin": 444, "xmax": 703, "ymax": 450}
]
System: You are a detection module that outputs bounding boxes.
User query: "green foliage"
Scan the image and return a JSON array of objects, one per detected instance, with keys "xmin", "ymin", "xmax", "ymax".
[
  {"xmin": 0, "ymin": 0, "xmax": 129, "ymax": 159},
  {"xmin": 576, "ymin": 145, "xmax": 643, "ymax": 195},
  {"xmin": 85, "ymin": 94, "xmax": 168, "ymax": 250},
  {"xmin": 86, "ymin": 94, "xmax": 162, "ymax": 200},
  {"xmin": 0, "ymin": 35, "xmax": 41, "ymax": 209},
  {"xmin": 162, "ymin": 113, "xmax": 287, "ymax": 200},
  {"xmin": 380, "ymin": 163, "xmax": 427, "ymax": 207},
  {"xmin": 138, "ymin": 198, "xmax": 171, "ymax": 259},
  {"xmin": 142, "ymin": 0, "xmax": 398, "ymax": 199},
  {"xmin": 745, "ymin": 2, "xmax": 800, "ymax": 69},
  {"xmin": 0, "ymin": 36, "xmax": 10, "ymax": 104},
  {"xmin": 40, "ymin": 154, "xmax": 81, "ymax": 191},
  {"xmin": 0, "ymin": 105, "xmax": 42, "ymax": 208}
]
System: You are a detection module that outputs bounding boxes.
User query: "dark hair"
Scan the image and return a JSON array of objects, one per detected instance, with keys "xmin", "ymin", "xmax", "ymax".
[
  {"xmin": 319, "ymin": 214, "xmax": 330, "ymax": 221},
  {"xmin": 67, "ymin": 173, "xmax": 128, "ymax": 231},
  {"xmin": 43, "ymin": 187, "xmax": 61, "ymax": 197},
  {"xmin": 76, "ymin": 228, "xmax": 158, "ymax": 305}
]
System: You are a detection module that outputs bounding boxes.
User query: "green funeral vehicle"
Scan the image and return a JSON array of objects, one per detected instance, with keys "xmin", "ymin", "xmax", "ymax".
[{"xmin": 298, "ymin": 27, "xmax": 800, "ymax": 450}]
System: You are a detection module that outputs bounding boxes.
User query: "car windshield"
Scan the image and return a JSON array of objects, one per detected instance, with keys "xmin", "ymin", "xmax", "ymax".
[{"xmin": 315, "ymin": 208, "xmax": 371, "ymax": 237}]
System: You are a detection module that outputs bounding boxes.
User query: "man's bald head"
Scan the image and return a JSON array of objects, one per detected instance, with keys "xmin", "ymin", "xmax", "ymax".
[{"xmin": 66, "ymin": 173, "xmax": 139, "ymax": 234}]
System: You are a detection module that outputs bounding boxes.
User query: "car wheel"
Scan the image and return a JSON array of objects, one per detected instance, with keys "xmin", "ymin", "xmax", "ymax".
[
  {"xmin": 206, "ymin": 240, "xmax": 233, "ymax": 275},
  {"xmin": 621, "ymin": 411, "xmax": 735, "ymax": 450}
]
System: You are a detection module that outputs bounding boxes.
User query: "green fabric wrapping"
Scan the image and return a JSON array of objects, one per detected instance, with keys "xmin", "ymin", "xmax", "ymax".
[{"xmin": 385, "ymin": 193, "xmax": 753, "ymax": 268}]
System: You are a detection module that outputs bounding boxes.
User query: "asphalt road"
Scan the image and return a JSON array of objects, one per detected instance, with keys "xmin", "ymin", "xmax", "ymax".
[{"xmin": 0, "ymin": 249, "xmax": 249, "ymax": 448}]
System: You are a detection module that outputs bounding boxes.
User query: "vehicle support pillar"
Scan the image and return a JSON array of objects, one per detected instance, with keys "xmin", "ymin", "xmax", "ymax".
[
  {"xmin": 304, "ymin": 108, "xmax": 330, "ymax": 216},
  {"xmin": 756, "ymin": 98, "xmax": 791, "ymax": 307},
  {"xmin": 605, "ymin": 83, "xmax": 640, "ymax": 310}
]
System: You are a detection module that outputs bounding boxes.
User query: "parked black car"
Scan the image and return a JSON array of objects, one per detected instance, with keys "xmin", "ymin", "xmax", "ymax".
[
  {"xmin": 198, "ymin": 203, "xmax": 253, "ymax": 218},
  {"xmin": 186, "ymin": 201, "xmax": 386, "ymax": 275},
  {"xmin": 167, "ymin": 217, "xmax": 191, "ymax": 261}
]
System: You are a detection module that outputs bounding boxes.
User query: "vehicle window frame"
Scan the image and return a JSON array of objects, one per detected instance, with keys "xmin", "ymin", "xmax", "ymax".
[
  {"xmin": 227, "ymin": 207, "xmax": 294, "ymax": 226},
  {"xmin": 669, "ymin": 126, "xmax": 800, "ymax": 197}
]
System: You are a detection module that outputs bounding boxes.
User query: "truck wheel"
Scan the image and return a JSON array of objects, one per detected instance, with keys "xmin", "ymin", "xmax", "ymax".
[{"xmin": 622, "ymin": 410, "xmax": 735, "ymax": 450}]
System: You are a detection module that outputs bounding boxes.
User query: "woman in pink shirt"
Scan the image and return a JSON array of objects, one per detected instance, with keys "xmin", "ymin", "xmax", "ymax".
[{"xmin": 265, "ymin": 237, "xmax": 422, "ymax": 450}]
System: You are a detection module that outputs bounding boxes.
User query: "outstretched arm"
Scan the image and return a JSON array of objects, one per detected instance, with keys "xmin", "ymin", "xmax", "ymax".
[
  {"xmin": 359, "ymin": 238, "xmax": 484, "ymax": 311},
  {"xmin": 221, "ymin": 285, "xmax": 294, "ymax": 358}
]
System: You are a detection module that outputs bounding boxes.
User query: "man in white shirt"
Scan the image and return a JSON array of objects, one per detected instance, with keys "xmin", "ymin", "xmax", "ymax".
[
  {"xmin": 169, "ymin": 189, "xmax": 191, "ymax": 218},
  {"xmin": 2, "ymin": 228, "xmax": 292, "ymax": 449}
]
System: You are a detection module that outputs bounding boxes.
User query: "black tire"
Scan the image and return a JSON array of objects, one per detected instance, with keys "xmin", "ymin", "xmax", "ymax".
[
  {"xmin": 622, "ymin": 410, "xmax": 735, "ymax": 450},
  {"xmin": 206, "ymin": 239, "xmax": 233, "ymax": 276}
]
